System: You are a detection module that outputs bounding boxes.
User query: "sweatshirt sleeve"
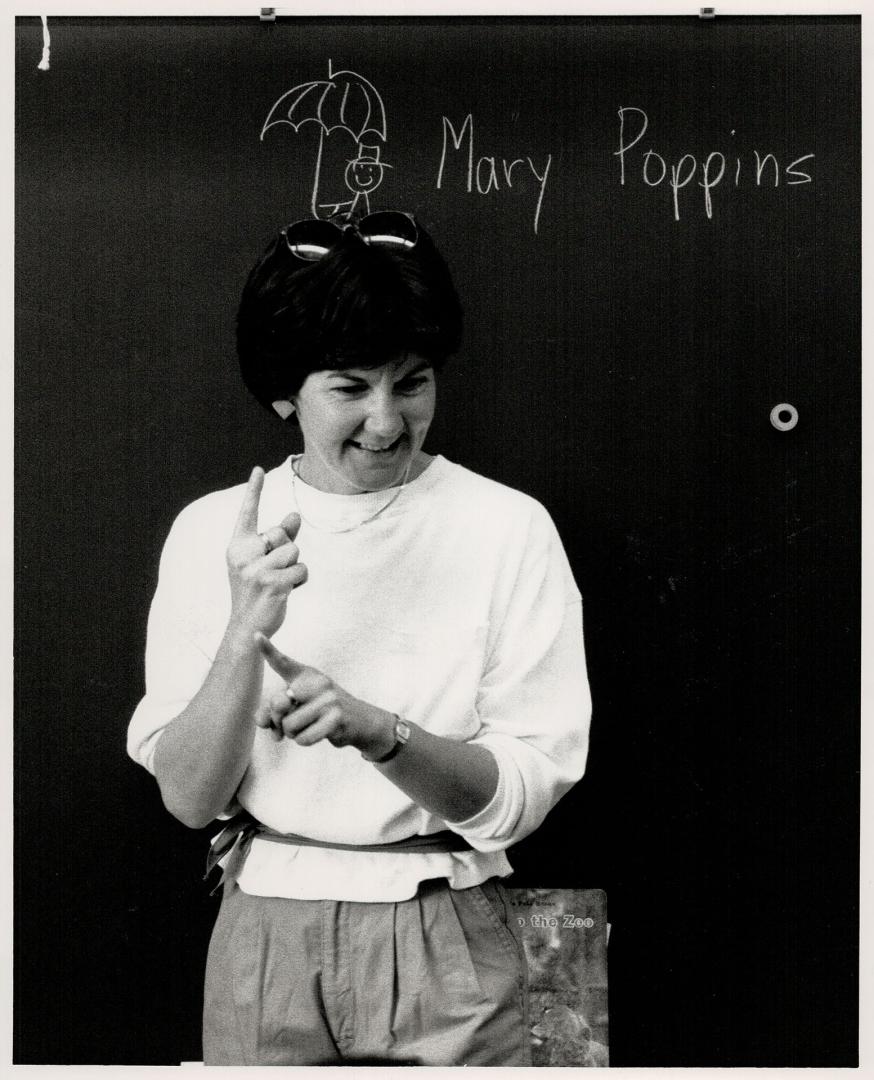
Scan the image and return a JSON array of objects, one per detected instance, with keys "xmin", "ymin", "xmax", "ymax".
[
  {"xmin": 447, "ymin": 506, "xmax": 591, "ymax": 852},
  {"xmin": 126, "ymin": 507, "xmax": 225, "ymax": 776}
]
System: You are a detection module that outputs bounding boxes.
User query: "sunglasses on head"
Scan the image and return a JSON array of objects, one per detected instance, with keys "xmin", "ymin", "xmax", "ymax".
[{"xmin": 280, "ymin": 211, "xmax": 419, "ymax": 262}]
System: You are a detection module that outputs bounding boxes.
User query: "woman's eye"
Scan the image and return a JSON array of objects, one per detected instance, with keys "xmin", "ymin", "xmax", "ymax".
[
  {"xmin": 396, "ymin": 377, "xmax": 429, "ymax": 394},
  {"xmin": 334, "ymin": 384, "xmax": 363, "ymax": 396}
]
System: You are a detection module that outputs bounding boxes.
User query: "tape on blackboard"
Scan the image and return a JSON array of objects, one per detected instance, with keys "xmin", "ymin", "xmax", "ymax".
[{"xmin": 37, "ymin": 15, "xmax": 50, "ymax": 70}]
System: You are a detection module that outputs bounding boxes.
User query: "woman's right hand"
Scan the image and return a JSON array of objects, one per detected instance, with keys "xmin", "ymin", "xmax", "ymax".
[{"xmin": 225, "ymin": 466, "xmax": 307, "ymax": 638}]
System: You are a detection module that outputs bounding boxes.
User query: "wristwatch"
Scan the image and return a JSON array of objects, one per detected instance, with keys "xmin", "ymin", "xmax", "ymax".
[{"xmin": 365, "ymin": 715, "xmax": 411, "ymax": 764}]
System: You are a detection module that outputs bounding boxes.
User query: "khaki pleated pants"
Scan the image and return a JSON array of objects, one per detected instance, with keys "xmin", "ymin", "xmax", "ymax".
[{"xmin": 202, "ymin": 877, "xmax": 530, "ymax": 1066}]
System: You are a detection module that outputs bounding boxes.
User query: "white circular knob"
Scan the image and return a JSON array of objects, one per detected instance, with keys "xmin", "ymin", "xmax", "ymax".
[{"xmin": 770, "ymin": 403, "xmax": 798, "ymax": 432}]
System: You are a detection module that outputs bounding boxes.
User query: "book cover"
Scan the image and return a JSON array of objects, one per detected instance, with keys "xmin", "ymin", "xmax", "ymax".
[{"xmin": 507, "ymin": 888, "xmax": 609, "ymax": 1067}]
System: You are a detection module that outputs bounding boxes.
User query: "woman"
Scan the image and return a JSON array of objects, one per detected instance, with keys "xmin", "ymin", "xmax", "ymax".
[{"xmin": 127, "ymin": 211, "xmax": 591, "ymax": 1066}]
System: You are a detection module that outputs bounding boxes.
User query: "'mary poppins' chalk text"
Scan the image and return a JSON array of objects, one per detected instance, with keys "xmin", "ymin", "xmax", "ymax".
[
  {"xmin": 615, "ymin": 106, "xmax": 815, "ymax": 221},
  {"xmin": 436, "ymin": 113, "xmax": 552, "ymax": 235}
]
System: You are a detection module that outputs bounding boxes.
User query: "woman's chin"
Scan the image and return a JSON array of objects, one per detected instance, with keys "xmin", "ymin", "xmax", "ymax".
[
  {"xmin": 299, "ymin": 442, "xmax": 419, "ymax": 493},
  {"xmin": 345, "ymin": 441, "xmax": 410, "ymax": 488}
]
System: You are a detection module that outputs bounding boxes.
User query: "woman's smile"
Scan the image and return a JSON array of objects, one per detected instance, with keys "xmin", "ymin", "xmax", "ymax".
[
  {"xmin": 345, "ymin": 435, "xmax": 407, "ymax": 472},
  {"xmin": 348, "ymin": 434, "xmax": 404, "ymax": 454}
]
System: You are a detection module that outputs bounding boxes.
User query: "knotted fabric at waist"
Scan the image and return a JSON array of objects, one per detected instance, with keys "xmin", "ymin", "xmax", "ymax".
[{"xmin": 205, "ymin": 809, "xmax": 473, "ymax": 893}]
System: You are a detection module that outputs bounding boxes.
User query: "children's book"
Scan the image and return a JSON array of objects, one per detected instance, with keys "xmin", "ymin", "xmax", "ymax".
[{"xmin": 507, "ymin": 888, "xmax": 609, "ymax": 1067}]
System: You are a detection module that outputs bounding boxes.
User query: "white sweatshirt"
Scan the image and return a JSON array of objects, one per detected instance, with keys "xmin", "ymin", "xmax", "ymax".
[{"xmin": 127, "ymin": 455, "xmax": 591, "ymax": 901}]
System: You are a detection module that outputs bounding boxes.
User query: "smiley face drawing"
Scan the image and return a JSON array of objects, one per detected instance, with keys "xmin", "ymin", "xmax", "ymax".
[{"xmin": 340, "ymin": 144, "xmax": 392, "ymax": 217}]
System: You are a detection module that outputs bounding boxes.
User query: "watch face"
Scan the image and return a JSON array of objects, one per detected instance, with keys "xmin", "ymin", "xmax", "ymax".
[{"xmin": 396, "ymin": 719, "xmax": 412, "ymax": 743}]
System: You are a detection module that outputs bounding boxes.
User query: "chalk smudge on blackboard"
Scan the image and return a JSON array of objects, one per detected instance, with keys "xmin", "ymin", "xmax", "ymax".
[{"xmin": 615, "ymin": 106, "xmax": 815, "ymax": 221}]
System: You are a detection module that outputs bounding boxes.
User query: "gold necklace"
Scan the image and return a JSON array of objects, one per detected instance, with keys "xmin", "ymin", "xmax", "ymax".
[{"xmin": 289, "ymin": 454, "xmax": 413, "ymax": 534}]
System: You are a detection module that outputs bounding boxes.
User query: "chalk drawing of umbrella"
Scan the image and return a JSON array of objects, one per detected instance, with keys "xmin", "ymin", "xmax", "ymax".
[{"xmin": 261, "ymin": 60, "xmax": 388, "ymax": 219}]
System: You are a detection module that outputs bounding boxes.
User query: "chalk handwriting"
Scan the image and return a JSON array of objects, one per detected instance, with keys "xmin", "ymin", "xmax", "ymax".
[
  {"xmin": 437, "ymin": 113, "xmax": 552, "ymax": 234},
  {"xmin": 615, "ymin": 106, "xmax": 815, "ymax": 221}
]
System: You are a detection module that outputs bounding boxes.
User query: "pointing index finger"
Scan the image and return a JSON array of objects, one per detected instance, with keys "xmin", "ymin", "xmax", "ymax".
[
  {"xmin": 254, "ymin": 632, "xmax": 306, "ymax": 682},
  {"xmin": 234, "ymin": 467, "xmax": 264, "ymax": 537}
]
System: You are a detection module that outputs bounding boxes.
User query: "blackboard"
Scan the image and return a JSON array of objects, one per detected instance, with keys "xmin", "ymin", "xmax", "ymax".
[{"xmin": 14, "ymin": 15, "xmax": 860, "ymax": 1066}]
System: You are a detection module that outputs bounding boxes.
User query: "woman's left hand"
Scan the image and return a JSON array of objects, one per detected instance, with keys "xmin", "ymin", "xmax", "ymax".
[{"xmin": 253, "ymin": 633, "xmax": 395, "ymax": 759}]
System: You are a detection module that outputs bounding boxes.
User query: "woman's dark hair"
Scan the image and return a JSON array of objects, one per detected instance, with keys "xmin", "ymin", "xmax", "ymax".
[{"xmin": 237, "ymin": 215, "xmax": 463, "ymax": 415}]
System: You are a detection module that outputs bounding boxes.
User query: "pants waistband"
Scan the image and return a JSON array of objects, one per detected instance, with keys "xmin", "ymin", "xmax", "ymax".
[{"xmin": 205, "ymin": 810, "xmax": 472, "ymax": 892}]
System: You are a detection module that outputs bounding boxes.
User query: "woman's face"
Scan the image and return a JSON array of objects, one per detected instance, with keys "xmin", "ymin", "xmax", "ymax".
[{"xmin": 290, "ymin": 353, "xmax": 436, "ymax": 494}]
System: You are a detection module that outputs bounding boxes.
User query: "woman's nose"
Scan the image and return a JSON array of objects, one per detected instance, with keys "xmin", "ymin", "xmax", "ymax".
[{"xmin": 364, "ymin": 392, "xmax": 403, "ymax": 437}]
